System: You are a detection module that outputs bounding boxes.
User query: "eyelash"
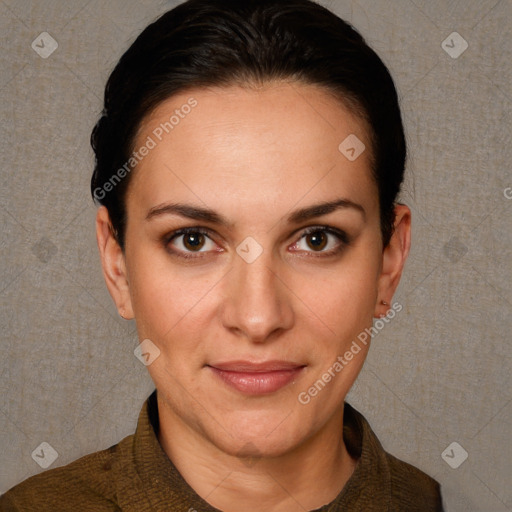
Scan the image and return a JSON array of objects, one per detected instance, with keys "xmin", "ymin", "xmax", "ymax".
[{"xmin": 163, "ymin": 226, "xmax": 350, "ymax": 260}]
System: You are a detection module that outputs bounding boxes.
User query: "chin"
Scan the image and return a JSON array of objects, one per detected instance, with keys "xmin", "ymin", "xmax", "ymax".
[{"xmin": 206, "ymin": 410, "xmax": 311, "ymax": 460}]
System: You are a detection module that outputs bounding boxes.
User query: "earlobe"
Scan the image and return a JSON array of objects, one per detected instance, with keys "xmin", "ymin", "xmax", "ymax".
[
  {"xmin": 374, "ymin": 204, "xmax": 411, "ymax": 318},
  {"xmin": 95, "ymin": 206, "xmax": 134, "ymax": 320}
]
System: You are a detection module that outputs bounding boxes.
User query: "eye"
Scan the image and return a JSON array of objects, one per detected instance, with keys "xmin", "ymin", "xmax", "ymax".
[
  {"xmin": 290, "ymin": 226, "xmax": 349, "ymax": 256},
  {"xmin": 164, "ymin": 225, "xmax": 349, "ymax": 260},
  {"xmin": 166, "ymin": 228, "xmax": 218, "ymax": 257}
]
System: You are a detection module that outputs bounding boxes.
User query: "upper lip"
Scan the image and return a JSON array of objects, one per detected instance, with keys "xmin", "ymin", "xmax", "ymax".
[{"xmin": 207, "ymin": 360, "xmax": 305, "ymax": 372}]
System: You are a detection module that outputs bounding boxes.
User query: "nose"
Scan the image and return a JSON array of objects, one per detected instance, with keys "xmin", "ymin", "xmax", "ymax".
[{"xmin": 219, "ymin": 247, "xmax": 294, "ymax": 344}]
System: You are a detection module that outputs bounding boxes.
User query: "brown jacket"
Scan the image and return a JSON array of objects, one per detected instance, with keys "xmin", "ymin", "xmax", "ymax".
[{"xmin": 0, "ymin": 391, "xmax": 444, "ymax": 511}]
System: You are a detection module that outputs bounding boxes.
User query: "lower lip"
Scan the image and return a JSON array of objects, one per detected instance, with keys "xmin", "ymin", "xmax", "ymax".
[{"xmin": 208, "ymin": 367, "xmax": 304, "ymax": 395}]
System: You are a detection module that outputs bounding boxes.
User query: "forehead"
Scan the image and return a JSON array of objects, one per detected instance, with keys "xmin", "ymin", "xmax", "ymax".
[{"xmin": 127, "ymin": 82, "xmax": 377, "ymax": 219}]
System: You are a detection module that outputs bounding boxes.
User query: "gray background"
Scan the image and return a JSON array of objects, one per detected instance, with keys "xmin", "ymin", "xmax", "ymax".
[{"xmin": 0, "ymin": 0, "xmax": 510, "ymax": 510}]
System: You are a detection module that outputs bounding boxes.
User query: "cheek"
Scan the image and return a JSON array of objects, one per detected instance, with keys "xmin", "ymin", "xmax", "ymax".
[
  {"xmin": 126, "ymin": 247, "xmax": 218, "ymax": 339},
  {"xmin": 295, "ymin": 281, "xmax": 375, "ymax": 354},
  {"xmin": 292, "ymin": 252, "xmax": 381, "ymax": 335}
]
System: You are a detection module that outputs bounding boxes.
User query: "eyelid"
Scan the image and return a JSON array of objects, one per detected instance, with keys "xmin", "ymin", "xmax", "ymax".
[
  {"xmin": 164, "ymin": 224, "xmax": 350, "ymax": 258},
  {"xmin": 289, "ymin": 225, "xmax": 350, "ymax": 257},
  {"xmin": 297, "ymin": 225, "xmax": 350, "ymax": 245},
  {"xmin": 164, "ymin": 227, "xmax": 220, "ymax": 258}
]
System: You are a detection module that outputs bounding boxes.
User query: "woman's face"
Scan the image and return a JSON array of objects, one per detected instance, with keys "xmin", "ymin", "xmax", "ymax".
[{"xmin": 100, "ymin": 82, "xmax": 406, "ymax": 458}]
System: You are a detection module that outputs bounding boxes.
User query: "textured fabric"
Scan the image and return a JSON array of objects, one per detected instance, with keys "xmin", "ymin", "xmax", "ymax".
[{"xmin": 0, "ymin": 391, "xmax": 444, "ymax": 511}]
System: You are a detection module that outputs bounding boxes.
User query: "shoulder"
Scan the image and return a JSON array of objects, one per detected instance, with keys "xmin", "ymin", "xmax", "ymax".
[
  {"xmin": 0, "ymin": 435, "xmax": 134, "ymax": 512},
  {"xmin": 343, "ymin": 402, "xmax": 444, "ymax": 511},
  {"xmin": 385, "ymin": 451, "xmax": 444, "ymax": 511}
]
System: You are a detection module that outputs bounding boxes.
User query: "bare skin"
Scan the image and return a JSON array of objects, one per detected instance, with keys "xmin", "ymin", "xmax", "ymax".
[{"xmin": 96, "ymin": 81, "xmax": 411, "ymax": 511}]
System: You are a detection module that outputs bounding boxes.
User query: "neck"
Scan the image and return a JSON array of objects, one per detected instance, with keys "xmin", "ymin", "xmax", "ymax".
[{"xmin": 157, "ymin": 397, "xmax": 358, "ymax": 512}]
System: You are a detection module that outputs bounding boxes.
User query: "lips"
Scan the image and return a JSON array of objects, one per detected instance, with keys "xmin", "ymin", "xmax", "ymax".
[{"xmin": 207, "ymin": 360, "xmax": 306, "ymax": 395}]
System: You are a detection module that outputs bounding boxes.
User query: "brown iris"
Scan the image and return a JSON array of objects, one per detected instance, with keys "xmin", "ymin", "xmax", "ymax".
[
  {"xmin": 183, "ymin": 232, "xmax": 205, "ymax": 251},
  {"xmin": 306, "ymin": 231, "xmax": 328, "ymax": 251}
]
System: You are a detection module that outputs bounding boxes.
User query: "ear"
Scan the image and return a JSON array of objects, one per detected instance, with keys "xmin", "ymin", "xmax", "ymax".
[
  {"xmin": 95, "ymin": 206, "xmax": 134, "ymax": 320},
  {"xmin": 374, "ymin": 204, "xmax": 411, "ymax": 318}
]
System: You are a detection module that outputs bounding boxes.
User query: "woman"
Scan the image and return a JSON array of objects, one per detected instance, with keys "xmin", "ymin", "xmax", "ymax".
[{"xmin": 0, "ymin": 0, "xmax": 444, "ymax": 510}]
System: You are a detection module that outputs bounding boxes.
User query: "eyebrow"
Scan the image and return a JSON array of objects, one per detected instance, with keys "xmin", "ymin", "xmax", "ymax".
[
  {"xmin": 287, "ymin": 198, "xmax": 366, "ymax": 224},
  {"xmin": 145, "ymin": 198, "xmax": 366, "ymax": 226}
]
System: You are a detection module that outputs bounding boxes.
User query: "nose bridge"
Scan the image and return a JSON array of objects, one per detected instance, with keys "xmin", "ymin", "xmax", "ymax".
[{"xmin": 221, "ymin": 245, "xmax": 293, "ymax": 341}]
